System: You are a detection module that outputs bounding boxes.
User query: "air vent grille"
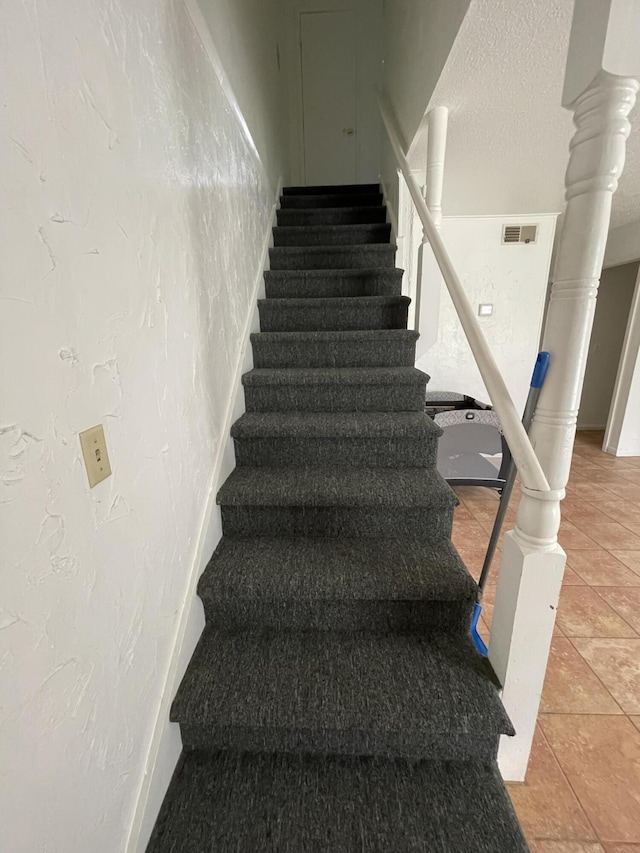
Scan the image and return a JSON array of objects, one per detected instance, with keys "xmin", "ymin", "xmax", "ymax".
[{"xmin": 502, "ymin": 224, "xmax": 538, "ymax": 244}]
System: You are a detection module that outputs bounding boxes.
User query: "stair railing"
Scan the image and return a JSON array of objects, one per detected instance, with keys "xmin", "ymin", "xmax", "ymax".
[{"xmin": 377, "ymin": 91, "xmax": 550, "ymax": 495}]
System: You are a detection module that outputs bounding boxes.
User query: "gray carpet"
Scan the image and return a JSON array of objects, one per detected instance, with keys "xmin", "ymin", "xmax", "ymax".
[
  {"xmin": 148, "ymin": 752, "xmax": 528, "ymax": 853},
  {"xmin": 148, "ymin": 183, "xmax": 529, "ymax": 851}
]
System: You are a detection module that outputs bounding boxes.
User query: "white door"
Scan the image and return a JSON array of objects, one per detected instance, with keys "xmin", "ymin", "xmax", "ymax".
[{"xmin": 300, "ymin": 11, "xmax": 358, "ymax": 185}]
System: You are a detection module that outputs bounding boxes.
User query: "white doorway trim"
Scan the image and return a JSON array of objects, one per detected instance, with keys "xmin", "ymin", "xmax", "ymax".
[
  {"xmin": 604, "ymin": 261, "xmax": 640, "ymax": 455},
  {"xmin": 284, "ymin": 0, "xmax": 383, "ymax": 187}
]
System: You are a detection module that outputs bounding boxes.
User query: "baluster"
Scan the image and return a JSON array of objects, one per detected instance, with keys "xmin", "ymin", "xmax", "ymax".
[{"xmin": 490, "ymin": 0, "xmax": 640, "ymax": 780}]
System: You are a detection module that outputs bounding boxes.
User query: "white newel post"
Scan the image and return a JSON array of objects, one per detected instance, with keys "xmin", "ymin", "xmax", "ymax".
[
  {"xmin": 415, "ymin": 107, "xmax": 448, "ymax": 352},
  {"xmin": 490, "ymin": 1, "xmax": 640, "ymax": 781}
]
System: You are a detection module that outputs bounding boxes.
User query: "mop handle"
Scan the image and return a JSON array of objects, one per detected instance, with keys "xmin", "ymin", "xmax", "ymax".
[{"xmin": 477, "ymin": 352, "xmax": 550, "ymax": 595}]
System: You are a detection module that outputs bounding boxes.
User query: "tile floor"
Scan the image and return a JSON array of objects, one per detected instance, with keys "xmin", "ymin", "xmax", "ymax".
[{"xmin": 452, "ymin": 430, "xmax": 640, "ymax": 853}]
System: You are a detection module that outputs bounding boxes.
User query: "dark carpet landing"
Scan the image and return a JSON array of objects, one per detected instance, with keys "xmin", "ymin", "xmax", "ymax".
[{"xmin": 147, "ymin": 183, "xmax": 529, "ymax": 852}]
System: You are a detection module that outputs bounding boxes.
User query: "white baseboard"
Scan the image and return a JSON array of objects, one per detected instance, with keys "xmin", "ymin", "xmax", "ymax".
[
  {"xmin": 379, "ymin": 173, "xmax": 398, "ymax": 244},
  {"xmin": 125, "ymin": 179, "xmax": 281, "ymax": 853}
]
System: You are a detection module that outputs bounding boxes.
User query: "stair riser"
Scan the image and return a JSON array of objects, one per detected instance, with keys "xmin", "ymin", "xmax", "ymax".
[
  {"xmin": 201, "ymin": 598, "xmax": 473, "ymax": 635},
  {"xmin": 178, "ymin": 725, "xmax": 499, "ymax": 763},
  {"xmin": 233, "ymin": 437, "xmax": 437, "ymax": 468},
  {"xmin": 220, "ymin": 505, "xmax": 454, "ymax": 540},
  {"xmin": 244, "ymin": 383, "xmax": 426, "ymax": 412},
  {"xmin": 273, "ymin": 224, "xmax": 391, "ymax": 247},
  {"xmin": 251, "ymin": 338, "xmax": 416, "ymax": 368},
  {"xmin": 269, "ymin": 247, "xmax": 396, "ymax": 270},
  {"xmin": 258, "ymin": 302, "xmax": 408, "ymax": 332},
  {"xmin": 277, "ymin": 207, "xmax": 387, "ymax": 226},
  {"xmin": 282, "ymin": 183, "xmax": 380, "ymax": 195},
  {"xmin": 280, "ymin": 193, "xmax": 383, "ymax": 208},
  {"xmin": 264, "ymin": 272, "xmax": 402, "ymax": 299}
]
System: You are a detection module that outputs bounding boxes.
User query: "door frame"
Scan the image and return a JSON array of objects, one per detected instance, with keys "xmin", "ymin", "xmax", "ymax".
[
  {"xmin": 284, "ymin": 0, "xmax": 383, "ymax": 186},
  {"xmin": 603, "ymin": 260, "xmax": 640, "ymax": 454}
]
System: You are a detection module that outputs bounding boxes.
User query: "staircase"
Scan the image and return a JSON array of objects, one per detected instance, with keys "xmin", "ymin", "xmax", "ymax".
[{"xmin": 147, "ymin": 184, "xmax": 529, "ymax": 852}]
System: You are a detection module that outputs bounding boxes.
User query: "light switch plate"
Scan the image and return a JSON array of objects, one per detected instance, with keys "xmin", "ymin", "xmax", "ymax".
[
  {"xmin": 79, "ymin": 424, "xmax": 112, "ymax": 488},
  {"xmin": 478, "ymin": 303, "xmax": 494, "ymax": 317}
]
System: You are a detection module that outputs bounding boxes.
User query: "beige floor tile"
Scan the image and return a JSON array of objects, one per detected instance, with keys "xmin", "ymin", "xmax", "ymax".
[
  {"xmin": 562, "ymin": 502, "xmax": 618, "ymax": 526},
  {"xmin": 556, "ymin": 587, "xmax": 637, "ymax": 638},
  {"xmin": 507, "ymin": 727, "xmax": 596, "ymax": 841},
  {"xmin": 607, "ymin": 483, "xmax": 640, "ymax": 502},
  {"xmin": 619, "ymin": 470, "xmax": 640, "ymax": 485},
  {"xmin": 574, "ymin": 523, "xmax": 640, "ymax": 551},
  {"xmin": 540, "ymin": 714, "xmax": 640, "ymax": 843},
  {"xmin": 595, "ymin": 589, "xmax": 640, "ymax": 633},
  {"xmin": 565, "ymin": 483, "xmax": 619, "ymax": 502},
  {"xmin": 529, "ymin": 844, "xmax": 604, "ymax": 853},
  {"xmin": 452, "ymin": 504, "xmax": 475, "ymax": 520},
  {"xmin": 598, "ymin": 501, "xmax": 640, "ymax": 524},
  {"xmin": 540, "ymin": 638, "xmax": 622, "ymax": 714},
  {"xmin": 623, "ymin": 523, "xmax": 640, "ymax": 538},
  {"xmin": 566, "ymin": 551, "xmax": 640, "ymax": 587},
  {"xmin": 572, "ymin": 471, "xmax": 625, "ymax": 487},
  {"xmin": 610, "ymin": 552, "xmax": 640, "ymax": 577},
  {"xmin": 572, "ymin": 639, "xmax": 640, "ymax": 714},
  {"xmin": 559, "ymin": 523, "xmax": 599, "ymax": 550},
  {"xmin": 563, "ymin": 566, "xmax": 588, "ymax": 586},
  {"xmin": 603, "ymin": 845, "xmax": 640, "ymax": 852},
  {"xmin": 630, "ymin": 716, "xmax": 640, "ymax": 733}
]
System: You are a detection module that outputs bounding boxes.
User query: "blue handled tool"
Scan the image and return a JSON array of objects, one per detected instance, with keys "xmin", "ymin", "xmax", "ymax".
[{"xmin": 471, "ymin": 351, "xmax": 550, "ymax": 656}]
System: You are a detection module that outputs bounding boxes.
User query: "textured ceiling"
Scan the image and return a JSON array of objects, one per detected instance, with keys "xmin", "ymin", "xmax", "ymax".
[{"xmin": 408, "ymin": 0, "xmax": 640, "ymax": 228}]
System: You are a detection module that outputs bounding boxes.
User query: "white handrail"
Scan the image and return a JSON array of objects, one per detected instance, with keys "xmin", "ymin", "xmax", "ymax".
[{"xmin": 378, "ymin": 92, "xmax": 550, "ymax": 493}]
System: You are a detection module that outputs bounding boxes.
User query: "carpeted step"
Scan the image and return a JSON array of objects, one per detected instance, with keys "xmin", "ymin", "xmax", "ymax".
[
  {"xmin": 280, "ymin": 192, "xmax": 384, "ymax": 209},
  {"xmin": 217, "ymin": 467, "xmax": 456, "ymax": 539},
  {"xmin": 242, "ymin": 366, "xmax": 428, "ymax": 412},
  {"xmin": 198, "ymin": 538, "xmax": 477, "ymax": 633},
  {"xmin": 251, "ymin": 330, "xmax": 418, "ymax": 368},
  {"xmin": 231, "ymin": 412, "xmax": 440, "ymax": 468},
  {"xmin": 273, "ymin": 223, "xmax": 391, "ymax": 247},
  {"xmin": 264, "ymin": 268, "xmax": 403, "ymax": 299},
  {"xmin": 282, "ymin": 183, "xmax": 381, "ymax": 195},
  {"xmin": 172, "ymin": 628, "xmax": 512, "ymax": 760},
  {"xmin": 148, "ymin": 752, "xmax": 528, "ymax": 853},
  {"xmin": 277, "ymin": 206, "xmax": 387, "ymax": 226},
  {"xmin": 258, "ymin": 295, "xmax": 410, "ymax": 332},
  {"xmin": 270, "ymin": 244, "xmax": 395, "ymax": 270}
]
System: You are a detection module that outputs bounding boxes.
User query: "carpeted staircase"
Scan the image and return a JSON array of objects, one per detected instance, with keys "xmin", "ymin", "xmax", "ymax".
[{"xmin": 147, "ymin": 184, "xmax": 529, "ymax": 852}]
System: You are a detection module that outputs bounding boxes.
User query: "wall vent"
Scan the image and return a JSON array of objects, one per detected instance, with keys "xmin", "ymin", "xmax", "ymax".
[{"xmin": 502, "ymin": 224, "xmax": 538, "ymax": 245}]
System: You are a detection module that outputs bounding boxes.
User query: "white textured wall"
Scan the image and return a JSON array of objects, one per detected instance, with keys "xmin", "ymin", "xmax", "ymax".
[
  {"xmin": 0, "ymin": 1, "xmax": 285, "ymax": 851},
  {"xmin": 382, "ymin": 0, "xmax": 471, "ymax": 147},
  {"xmin": 418, "ymin": 215, "xmax": 557, "ymax": 415},
  {"xmin": 379, "ymin": 0, "xmax": 470, "ymax": 226},
  {"xmin": 578, "ymin": 262, "xmax": 638, "ymax": 429}
]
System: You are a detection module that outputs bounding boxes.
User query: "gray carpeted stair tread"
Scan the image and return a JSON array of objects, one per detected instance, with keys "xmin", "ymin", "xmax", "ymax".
[
  {"xmin": 243, "ymin": 366, "xmax": 427, "ymax": 387},
  {"xmin": 273, "ymin": 223, "xmax": 391, "ymax": 246},
  {"xmin": 217, "ymin": 467, "xmax": 456, "ymax": 509},
  {"xmin": 277, "ymin": 206, "xmax": 387, "ymax": 226},
  {"xmin": 231, "ymin": 411, "xmax": 440, "ymax": 469},
  {"xmin": 270, "ymin": 244, "xmax": 395, "ymax": 270},
  {"xmin": 258, "ymin": 295, "xmax": 410, "ymax": 332},
  {"xmin": 280, "ymin": 192, "xmax": 383, "ymax": 209},
  {"xmin": 264, "ymin": 268, "xmax": 403, "ymax": 298},
  {"xmin": 251, "ymin": 329, "xmax": 418, "ymax": 368},
  {"xmin": 231, "ymin": 411, "xmax": 441, "ymax": 440},
  {"xmin": 200, "ymin": 537, "xmax": 476, "ymax": 603},
  {"xmin": 148, "ymin": 752, "xmax": 529, "ymax": 853},
  {"xmin": 282, "ymin": 183, "xmax": 380, "ymax": 195},
  {"xmin": 171, "ymin": 628, "xmax": 514, "ymax": 756},
  {"xmin": 199, "ymin": 538, "xmax": 476, "ymax": 633}
]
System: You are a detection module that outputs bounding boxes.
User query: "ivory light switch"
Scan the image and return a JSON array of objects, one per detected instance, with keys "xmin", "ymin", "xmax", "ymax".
[{"xmin": 79, "ymin": 424, "xmax": 112, "ymax": 488}]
